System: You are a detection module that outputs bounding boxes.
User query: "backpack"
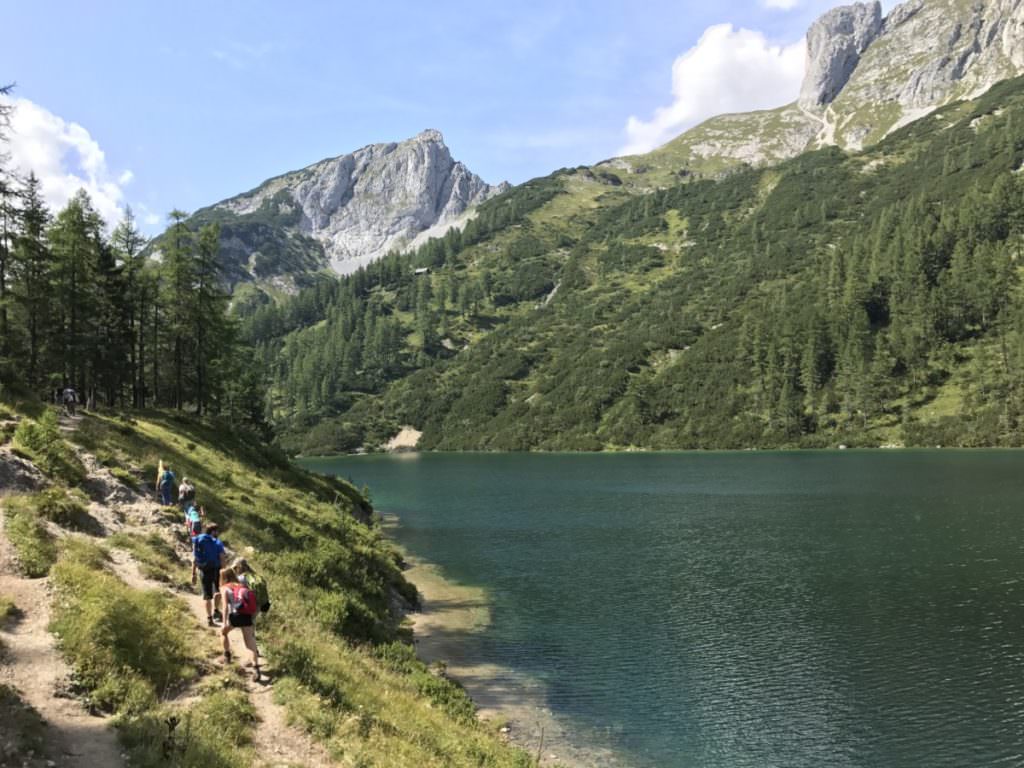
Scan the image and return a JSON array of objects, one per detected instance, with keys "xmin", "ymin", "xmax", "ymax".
[
  {"xmin": 185, "ymin": 512, "xmax": 202, "ymax": 537},
  {"xmin": 160, "ymin": 470, "xmax": 174, "ymax": 489},
  {"xmin": 192, "ymin": 534, "xmax": 220, "ymax": 567},
  {"xmin": 227, "ymin": 583, "xmax": 258, "ymax": 616},
  {"xmin": 244, "ymin": 572, "xmax": 271, "ymax": 613}
]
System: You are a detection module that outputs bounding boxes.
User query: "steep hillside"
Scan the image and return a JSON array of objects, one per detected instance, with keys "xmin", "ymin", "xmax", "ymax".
[
  {"xmin": 247, "ymin": 75, "xmax": 1024, "ymax": 453},
  {"xmin": 0, "ymin": 398, "xmax": 537, "ymax": 767}
]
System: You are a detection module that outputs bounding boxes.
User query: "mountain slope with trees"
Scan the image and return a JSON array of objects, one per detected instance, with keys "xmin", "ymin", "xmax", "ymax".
[{"xmin": 247, "ymin": 76, "xmax": 1024, "ymax": 453}]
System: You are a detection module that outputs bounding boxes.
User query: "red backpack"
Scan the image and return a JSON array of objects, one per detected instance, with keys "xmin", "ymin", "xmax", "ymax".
[{"xmin": 227, "ymin": 583, "xmax": 258, "ymax": 616}]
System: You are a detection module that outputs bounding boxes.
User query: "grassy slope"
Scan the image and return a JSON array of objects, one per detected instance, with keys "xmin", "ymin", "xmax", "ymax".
[{"xmin": 0, "ymin": 399, "xmax": 536, "ymax": 768}]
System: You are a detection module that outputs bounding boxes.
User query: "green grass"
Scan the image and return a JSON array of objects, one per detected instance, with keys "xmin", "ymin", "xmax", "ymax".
[
  {"xmin": 2, "ymin": 496, "xmax": 58, "ymax": 578},
  {"xmin": 12, "ymin": 410, "xmax": 87, "ymax": 486},
  {"xmin": 118, "ymin": 677, "xmax": 256, "ymax": 768},
  {"xmin": 24, "ymin": 487, "xmax": 101, "ymax": 533},
  {"xmin": 270, "ymin": 636, "xmax": 535, "ymax": 768},
  {"xmin": 110, "ymin": 466, "xmax": 140, "ymax": 490},
  {"xmin": 49, "ymin": 538, "xmax": 200, "ymax": 715}
]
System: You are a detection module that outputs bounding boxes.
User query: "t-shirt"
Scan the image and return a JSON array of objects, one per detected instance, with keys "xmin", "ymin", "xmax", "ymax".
[
  {"xmin": 185, "ymin": 506, "xmax": 202, "ymax": 523},
  {"xmin": 192, "ymin": 533, "xmax": 225, "ymax": 568}
]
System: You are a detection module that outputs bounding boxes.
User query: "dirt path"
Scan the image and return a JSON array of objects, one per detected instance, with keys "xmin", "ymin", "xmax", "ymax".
[
  {"xmin": 0, "ymin": 522, "xmax": 126, "ymax": 768},
  {"xmin": 107, "ymin": 526, "xmax": 336, "ymax": 768},
  {"xmin": 2, "ymin": 416, "xmax": 337, "ymax": 768}
]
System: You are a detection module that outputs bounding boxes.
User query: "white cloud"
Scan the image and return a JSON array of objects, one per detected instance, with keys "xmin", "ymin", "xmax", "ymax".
[
  {"xmin": 620, "ymin": 24, "xmax": 806, "ymax": 155},
  {"xmin": 763, "ymin": 0, "xmax": 801, "ymax": 9},
  {"xmin": 3, "ymin": 97, "xmax": 134, "ymax": 227}
]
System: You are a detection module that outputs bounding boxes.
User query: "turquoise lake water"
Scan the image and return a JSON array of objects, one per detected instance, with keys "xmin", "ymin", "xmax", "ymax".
[{"xmin": 301, "ymin": 451, "xmax": 1024, "ymax": 767}]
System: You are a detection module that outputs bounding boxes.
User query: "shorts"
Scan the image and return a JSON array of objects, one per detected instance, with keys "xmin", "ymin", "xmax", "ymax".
[
  {"xmin": 228, "ymin": 613, "xmax": 254, "ymax": 628},
  {"xmin": 199, "ymin": 565, "xmax": 219, "ymax": 600}
]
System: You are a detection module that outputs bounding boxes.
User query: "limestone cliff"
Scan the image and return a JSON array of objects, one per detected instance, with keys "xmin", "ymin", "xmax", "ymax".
[
  {"xmin": 631, "ymin": 0, "xmax": 1024, "ymax": 174},
  {"xmin": 187, "ymin": 130, "xmax": 506, "ymax": 287}
]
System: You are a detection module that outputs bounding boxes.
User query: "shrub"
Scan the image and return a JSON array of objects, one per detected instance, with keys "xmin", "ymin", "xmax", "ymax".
[
  {"xmin": 49, "ymin": 542, "xmax": 198, "ymax": 714},
  {"xmin": 110, "ymin": 466, "xmax": 140, "ymax": 490},
  {"xmin": 2, "ymin": 497, "xmax": 58, "ymax": 577},
  {"xmin": 0, "ymin": 594, "xmax": 22, "ymax": 624},
  {"xmin": 30, "ymin": 488, "xmax": 99, "ymax": 533},
  {"xmin": 118, "ymin": 680, "xmax": 256, "ymax": 768},
  {"xmin": 12, "ymin": 411, "xmax": 87, "ymax": 486}
]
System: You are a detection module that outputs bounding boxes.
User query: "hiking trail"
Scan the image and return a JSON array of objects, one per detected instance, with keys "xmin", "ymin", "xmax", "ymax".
[{"xmin": 1, "ymin": 413, "xmax": 337, "ymax": 768}]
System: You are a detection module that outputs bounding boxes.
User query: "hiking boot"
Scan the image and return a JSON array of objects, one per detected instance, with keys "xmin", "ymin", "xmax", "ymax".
[
  {"xmin": 207, "ymin": 616, "xmax": 216, "ymax": 627},
  {"xmin": 212, "ymin": 609, "xmax": 223, "ymax": 622},
  {"xmin": 224, "ymin": 650, "xmax": 232, "ymax": 664},
  {"xmin": 253, "ymin": 666, "xmax": 262, "ymax": 683}
]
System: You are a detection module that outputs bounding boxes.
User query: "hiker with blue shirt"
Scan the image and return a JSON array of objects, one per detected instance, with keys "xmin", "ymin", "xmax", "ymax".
[
  {"xmin": 158, "ymin": 465, "xmax": 177, "ymax": 506},
  {"xmin": 192, "ymin": 523, "xmax": 226, "ymax": 627}
]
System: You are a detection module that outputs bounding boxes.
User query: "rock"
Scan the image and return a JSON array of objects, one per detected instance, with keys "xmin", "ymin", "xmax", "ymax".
[
  {"xmin": 830, "ymin": 0, "xmax": 1024, "ymax": 146},
  {"xmin": 0, "ymin": 448, "xmax": 46, "ymax": 495},
  {"xmin": 799, "ymin": 2, "xmax": 884, "ymax": 110},
  {"xmin": 214, "ymin": 129, "xmax": 506, "ymax": 276}
]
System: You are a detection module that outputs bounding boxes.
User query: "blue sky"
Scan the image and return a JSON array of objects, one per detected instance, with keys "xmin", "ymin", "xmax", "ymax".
[{"xmin": 1, "ymin": 0, "xmax": 873, "ymax": 232}]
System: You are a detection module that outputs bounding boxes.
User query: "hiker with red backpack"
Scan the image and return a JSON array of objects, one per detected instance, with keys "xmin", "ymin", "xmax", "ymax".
[
  {"xmin": 191, "ymin": 523, "xmax": 226, "ymax": 627},
  {"xmin": 219, "ymin": 566, "xmax": 261, "ymax": 681},
  {"xmin": 230, "ymin": 557, "xmax": 271, "ymax": 614}
]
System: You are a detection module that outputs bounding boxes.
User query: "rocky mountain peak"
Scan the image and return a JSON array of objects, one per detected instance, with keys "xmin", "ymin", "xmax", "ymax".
[
  {"xmin": 209, "ymin": 130, "xmax": 505, "ymax": 279},
  {"xmin": 799, "ymin": 1, "xmax": 883, "ymax": 111},
  {"xmin": 642, "ymin": 0, "xmax": 1024, "ymax": 175},
  {"xmin": 412, "ymin": 128, "xmax": 446, "ymax": 144}
]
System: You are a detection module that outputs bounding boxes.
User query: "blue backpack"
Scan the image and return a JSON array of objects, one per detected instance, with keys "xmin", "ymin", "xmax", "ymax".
[{"xmin": 193, "ymin": 534, "xmax": 221, "ymax": 567}]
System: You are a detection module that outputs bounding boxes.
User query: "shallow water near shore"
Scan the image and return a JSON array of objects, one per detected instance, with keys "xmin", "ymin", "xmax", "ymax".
[{"xmin": 304, "ymin": 450, "xmax": 1024, "ymax": 768}]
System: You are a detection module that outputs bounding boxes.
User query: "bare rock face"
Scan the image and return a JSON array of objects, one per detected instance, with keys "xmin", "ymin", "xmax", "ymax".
[
  {"xmin": 651, "ymin": 0, "xmax": 1024, "ymax": 173},
  {"xmin": 799, "ymin": 2, "xmax": 884, "ymax": 111},
  {"xmin": 828, "ymin": 0, "xmax": 1024, "ymax": 147},
  {"xmin": 216, "ymin": 130, "xmax": 505, "ymax": 276},
  {"xmin": 0, "ymin": 448, "xmax": 46, "ymax": 495}
]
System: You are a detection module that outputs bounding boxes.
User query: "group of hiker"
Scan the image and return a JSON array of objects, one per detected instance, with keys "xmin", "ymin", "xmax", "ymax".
[{"xmin": 156, "ymin": 463, "xmax": 271, "ymax": 682}]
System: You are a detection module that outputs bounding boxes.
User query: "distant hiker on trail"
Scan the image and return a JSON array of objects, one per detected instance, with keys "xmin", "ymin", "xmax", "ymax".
[
  {"xmin": 158, "ymin": 464, "xmax": 177, "ymax": 506},
  {"xmin": 184, "ymin": 503, "xmax": 205, "ymax": 538},
  {"xmin": 192, "ymin": 523, "xmax": 226, "ymax": 627},
  {"xmin": 219, "ymin": 566, "xmax": 261, "ymax": 681},
  {"xmin": 178, "ymin": 477, "xmax": 195, "ymax": 510},
  {"xmin": 62, "ymin": 386, "xmax": 77, "ymax": 417},
  {"xmin": 231, "ymin": 557, "xmax": 271, "ymax": 614}
]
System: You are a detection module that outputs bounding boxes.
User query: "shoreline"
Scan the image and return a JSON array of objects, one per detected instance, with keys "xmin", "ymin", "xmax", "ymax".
[
  {"xmin": 304, "ymin": 444, "xmax": 1024, "ymax": 460},
  {"xmin": 389, "ymin": 523, "xmax": 630, "ymax": 768}
]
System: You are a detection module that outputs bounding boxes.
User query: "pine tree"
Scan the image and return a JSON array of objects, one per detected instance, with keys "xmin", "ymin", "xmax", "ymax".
[
  {"xmin": 162, "ymin": 210, "xmax": 195, "ymax": 409},
  {"xmin": 49, "ymin": 190, "xmax": 104, "ymax": 394},
  {"xmin": 110, "ymin": 208, "xmax": 147, "ymax": 406}
]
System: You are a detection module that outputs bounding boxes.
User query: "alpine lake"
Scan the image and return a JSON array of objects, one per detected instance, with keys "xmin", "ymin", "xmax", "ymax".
[{"xmin": 300, "ymin": 450, "xmax": 1024, "ymax": 768}]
